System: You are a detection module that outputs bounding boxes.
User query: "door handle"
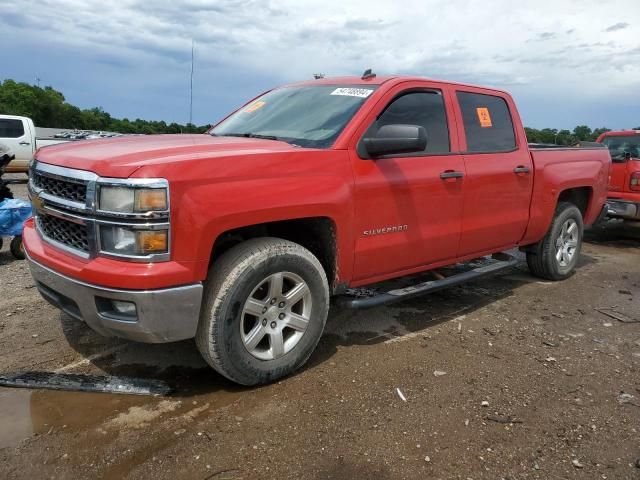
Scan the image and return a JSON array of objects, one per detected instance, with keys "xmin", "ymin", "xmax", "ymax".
[
  {"xmin": 19, "ymin": 141, "xmax": 31, "ymax": 146},
  {"xmin": 440, "ymin": 171, "xmax": 464, "ymax": 180},
  {"xmin": 513, "ymin": 165, "xmax": 530, "ymax": 174}
]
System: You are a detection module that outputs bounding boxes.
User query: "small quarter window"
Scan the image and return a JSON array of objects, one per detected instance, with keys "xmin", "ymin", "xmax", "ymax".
[
  {"xmin": 0, "ymin": 119, "xmax": 25, "ymax": 138},
  {"xmin": 364, "ymin": 91, "xmax": 450, "ymax": 155},
  {"xmin": 457, "ymin": 92, "xmax": 516, "ymax": 152}
]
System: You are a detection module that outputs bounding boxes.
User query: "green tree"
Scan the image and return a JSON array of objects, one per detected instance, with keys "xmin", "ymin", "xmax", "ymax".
[
  {"xmin": 572, "ymin": 125, "xmax": 592, "ymax": 141},
  {"xmin": 0, "ymin": 79, "xmax": 210, "ymax": 134}
]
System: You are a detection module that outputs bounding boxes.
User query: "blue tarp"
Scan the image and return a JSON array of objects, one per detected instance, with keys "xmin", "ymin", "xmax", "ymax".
[{"xmin": 0, "ymin": 198, "xmax": 32, "ymax": 237}]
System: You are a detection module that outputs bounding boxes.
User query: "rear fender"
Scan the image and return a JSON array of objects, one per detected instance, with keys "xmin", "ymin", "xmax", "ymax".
[{"xmin": 521, "ymin": 159, "xmax": 607, "ymax": 244}]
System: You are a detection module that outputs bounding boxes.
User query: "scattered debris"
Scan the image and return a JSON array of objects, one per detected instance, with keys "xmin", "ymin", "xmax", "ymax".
[
  {"xmin": 396, "ymin": 388, "xmax": 407, "ymax": 402},
  {"xmin": 617, "ymin": 392, "xmax": 640, "ymax": 407},
  {"xmin": 482, "ymin": 327, "xmax": 496, "ymax": 336},
  {"xmin": 486, "ymin": 415, "xmax": 523, "ymax": 425},
  {"xmin": 596, "ymin": 308, "xmax": 639, "ymax": 324},
  {"xmin": 481, "ymin": 401, "xmax": 489, "ymax": 407},
  {"xmin": 572, "ymin": 459, "xmax": 584, "ymax": 468},
  {"xmin": 543, "ymin": 341, "xmax": 558, "ymax": 347},
  {"xmin": 433, "ymin": 370, "xmax": 447, "ymax": 377},
  {"xmin": 545, "ymin": 357, "xmax": 557, "ymax": 362},
  {"xmin": 424, "ymin": 456, "xmax": 431, "ymax": 462},
  {"xmin": 618, "ymin": 289, "xmax": 632, "ymax": 295},
  {"xmin": 0, "ymin": 371, "xmax": 172, "ymax": 396}
]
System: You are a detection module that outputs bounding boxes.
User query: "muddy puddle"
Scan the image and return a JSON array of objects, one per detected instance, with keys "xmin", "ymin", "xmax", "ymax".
[
  {"xmin": 0, "ymin": 387, "xmax": 151, "ymax": 449},
  {"xmin": 0, "ymin": 367, "xmax": 247, "ymax": 451}
]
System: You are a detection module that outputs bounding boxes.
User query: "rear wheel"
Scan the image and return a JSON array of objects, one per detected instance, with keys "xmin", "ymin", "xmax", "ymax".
[
  {"xmin": 526, "ymin": 202, "xmax": 583, "ymax": 280},
  {"xmin": 196, "ymin": 238, "xmax": 330, "ymax": 386}
]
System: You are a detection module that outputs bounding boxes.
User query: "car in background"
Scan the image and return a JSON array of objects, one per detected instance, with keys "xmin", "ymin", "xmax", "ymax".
[
  {"xmin": 0, "ymin": 115, "xmax": 69, "ymax": 174},
  {"xmin": 597, "ymin": 130, "xmax": 640, "ymax": 220}
]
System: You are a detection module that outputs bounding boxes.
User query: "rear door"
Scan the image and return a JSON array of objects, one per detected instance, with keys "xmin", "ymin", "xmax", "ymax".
[
  {"xmin": 0, "ymin": 117, "xmax": 34, "ymax": 164},
  {"xmin": 452, "ymin": 90, "xmax": 533, "ymax": 257},
  {"xmin": 350, "ymin": 82, "xmax": 466, "ymax": 282}
]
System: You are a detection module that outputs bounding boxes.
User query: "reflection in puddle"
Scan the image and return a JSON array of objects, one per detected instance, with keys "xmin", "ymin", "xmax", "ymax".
[
  {"xmin": 0, "ymin": 386, "xmax": 150, "ymax": 449},
  {"xmin": 0, "ymin": 388, "xmax": 32, "ymax": 448}
]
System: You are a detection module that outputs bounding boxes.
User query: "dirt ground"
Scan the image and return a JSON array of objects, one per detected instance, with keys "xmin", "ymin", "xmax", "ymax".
[{"xmin": 1, "ymin": 179, "xmax": 639, "ymax": 480}]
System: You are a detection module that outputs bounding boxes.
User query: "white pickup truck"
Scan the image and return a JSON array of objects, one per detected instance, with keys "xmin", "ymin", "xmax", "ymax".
[{"xmin": 0, "ymin": 115, "xmax": 68, "ymax": 173}]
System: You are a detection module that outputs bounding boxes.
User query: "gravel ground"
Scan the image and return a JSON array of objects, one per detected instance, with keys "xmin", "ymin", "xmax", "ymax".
[{"xmin": 0, "ymin": 179, "xmax": 639, "ymax": 480}]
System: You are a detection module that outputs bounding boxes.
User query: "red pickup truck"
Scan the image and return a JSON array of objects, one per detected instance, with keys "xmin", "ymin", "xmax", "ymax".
[
  {"xmin": 596, "ymin": 130, "xmax": 640, "ymax": 220},
  {"xmin": 24, "ymin": 74, "xmax": 610, "ymax": 385}
]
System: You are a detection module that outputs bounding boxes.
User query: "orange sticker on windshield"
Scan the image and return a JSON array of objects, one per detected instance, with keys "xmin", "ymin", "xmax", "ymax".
[
  {"xmin": 244, "ymin": 101, "xmax": 266, "ymax": 113},
  {"xmin": 476, "ymin": 107, "xmax": 492, "ymax": 128}
]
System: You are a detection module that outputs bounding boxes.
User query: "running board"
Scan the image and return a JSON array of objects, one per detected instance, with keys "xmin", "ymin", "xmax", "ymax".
[{"xmin": 338, "ymin": 253, "xmax": 519, "ymax": 309}]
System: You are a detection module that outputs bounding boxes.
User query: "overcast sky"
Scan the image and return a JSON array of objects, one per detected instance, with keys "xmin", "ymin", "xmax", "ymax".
[{"xmin": 1, "ymin": 0, "xmax": 639, "ymax": 129}]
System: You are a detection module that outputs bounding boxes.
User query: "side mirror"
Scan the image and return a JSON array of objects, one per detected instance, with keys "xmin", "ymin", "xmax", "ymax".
[
  {"xmin": 624, "ymin": 151, "xmax": 632, "ymax": 160},
  {"xmin": 363, "ymin": 124, "xmax": 427, "ymax": 157}
]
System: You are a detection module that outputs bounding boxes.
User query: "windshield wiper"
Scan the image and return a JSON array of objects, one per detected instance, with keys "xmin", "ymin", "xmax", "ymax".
[{"xmin": 216, "ymin": 132, "xmax": 281, "ymax": 141}]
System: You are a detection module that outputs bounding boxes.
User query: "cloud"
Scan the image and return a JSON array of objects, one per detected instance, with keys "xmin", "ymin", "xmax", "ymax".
[
  {"xmin": 604, "ymin": 22, "xmax": 630, "ymax": 32},
  {"xmin": 0, "ymin": 0, "xmax": 639, "ymax": 129}
]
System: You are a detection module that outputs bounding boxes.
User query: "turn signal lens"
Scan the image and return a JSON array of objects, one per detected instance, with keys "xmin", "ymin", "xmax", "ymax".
[
  {"xmin": 136, "ymin": 230, "xmax": 168, "ymax": 253},
  {"xmin": 134, "ymin": 189, "xmax": 168, "ymax": 211},
  {"xmin": 630, "ymin": 172, "xmax": 640, "ymax": 192}
]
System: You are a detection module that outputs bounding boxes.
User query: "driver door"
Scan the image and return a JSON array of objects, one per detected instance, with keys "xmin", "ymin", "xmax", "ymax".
[{"xmin": 350, "ymin": 83, "xmax": 466, "ymax": 283}]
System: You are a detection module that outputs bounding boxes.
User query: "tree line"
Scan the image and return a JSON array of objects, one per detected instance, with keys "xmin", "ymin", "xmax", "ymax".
[
  {"xmin": 1, "ymin": 79, "xmax": 637, "ymax": 140},
  {"xmin": 0, "ymin": 79, "xmax": 209, "ymax": 134}
]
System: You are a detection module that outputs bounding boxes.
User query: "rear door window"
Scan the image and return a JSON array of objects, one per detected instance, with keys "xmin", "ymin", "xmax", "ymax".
[
  {"xmin": 457, "ymin": 92, "xmax": 516, "ymax": 153},
  {"xmin": 363, "ymin": 90, "xmax": 450, "ymax": 155},
  {"xmin": 0, "ymin": 119, "xmax": 25, "ymax": 138}
]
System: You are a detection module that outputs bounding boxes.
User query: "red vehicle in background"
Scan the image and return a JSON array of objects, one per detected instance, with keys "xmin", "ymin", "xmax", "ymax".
[
  {"xmin": 24, "ymin": 74, "xmax": 611, "ymax": 385},
  {"xmin": 597, "ymin": 130, "xmax": 640, "ymax": 220}
]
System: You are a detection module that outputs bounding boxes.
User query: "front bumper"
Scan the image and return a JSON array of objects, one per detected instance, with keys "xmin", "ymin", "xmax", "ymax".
[
  {"xmin": 27, "ymin": 254, "xmax": 203, "ymax": 343},
  {"xmin": 606, "ymin": 199, "xmax": 640, "ymax": 220}
]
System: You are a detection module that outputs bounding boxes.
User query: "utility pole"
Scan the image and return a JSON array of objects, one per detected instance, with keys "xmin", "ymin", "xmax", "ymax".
[
  {"xmin": 36, "ymin": 77, "xmax": 41, "ymax": 87},
  {"xmin": 189, "ymin": 40, "xmax": 194, "ymax": 130}
]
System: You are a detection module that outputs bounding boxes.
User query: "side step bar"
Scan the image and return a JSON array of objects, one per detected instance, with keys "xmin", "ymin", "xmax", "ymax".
[{"xmin": 339, "ymin": 253, "xmax": 519, "ymax": 309}]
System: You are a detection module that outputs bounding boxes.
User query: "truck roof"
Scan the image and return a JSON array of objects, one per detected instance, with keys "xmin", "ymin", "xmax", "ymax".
[
  {"xmin": 282, "ymin": 75, "xmax": 511, "ymax": 96},
  {"xmin": 599, "ymin": 130, "xmax": 640, "ymax": 137}
]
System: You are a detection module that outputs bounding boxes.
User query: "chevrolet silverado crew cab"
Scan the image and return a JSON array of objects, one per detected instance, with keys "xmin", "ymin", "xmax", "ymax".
[
  {"xmin": 24, "ymin": 74, "xmax": 611, "ymax": 385},
  {"xmin": 596, "ymin": 130, "xmax": 640, "ymax": 220}
]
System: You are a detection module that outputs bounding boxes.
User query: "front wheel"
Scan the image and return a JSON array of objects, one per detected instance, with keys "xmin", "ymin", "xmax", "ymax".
[
  {"xmin": 526, "ymin": 202, "xmax": 584, "ymax": 281},
  {"xmin": 196, "ymin": 238, "xmax": 330, "ymax": 386}
]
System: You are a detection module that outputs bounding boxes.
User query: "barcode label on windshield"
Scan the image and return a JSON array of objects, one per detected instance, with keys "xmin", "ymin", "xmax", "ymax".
[{"xmin": 330, "ymin": 88, "xmax": 374, "ymax": 98}]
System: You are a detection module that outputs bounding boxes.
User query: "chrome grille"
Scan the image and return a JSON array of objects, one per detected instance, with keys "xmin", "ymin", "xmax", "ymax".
[
  {"xmin": 38, "ymin": 216, "xmax": 89, "ymax": 253},
  {"xmin": 33, "ymin": 172, "xmax": 87, "ymax": 203}
]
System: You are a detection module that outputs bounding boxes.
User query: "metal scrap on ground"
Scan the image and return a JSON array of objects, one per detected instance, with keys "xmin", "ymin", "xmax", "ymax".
[{"xmin": 0, "ymin": 371, "xmax": 172, "ymax": 396}]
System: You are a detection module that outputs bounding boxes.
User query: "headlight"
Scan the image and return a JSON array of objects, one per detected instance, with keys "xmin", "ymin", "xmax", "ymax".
[
  {"xmin": 100, "ymin": 186, "xmax": 168, "ymax": 213},
  {"xmin": 100, "ymin": 225, "xmax": 168, "ymax": 256}
]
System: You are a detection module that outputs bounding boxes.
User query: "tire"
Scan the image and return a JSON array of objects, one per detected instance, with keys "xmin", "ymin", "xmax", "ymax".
[
  {"xmin": 195, "ymin": 237, "xmax": 330, "ymax": 386},
  {"xmin": 526, "ymin": 202, "xmax": 584, "ymax": 281},
  {"xmin": 10, "ymin": 236, "xmax": 25, "ymax": 260},
  {"xmin": 0, "ymin": 237, "xmax": 3, "ymax": 251}
]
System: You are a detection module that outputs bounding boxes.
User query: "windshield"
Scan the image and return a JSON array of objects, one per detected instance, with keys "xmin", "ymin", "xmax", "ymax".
[
  {"xmin": 210, "ymin": 85, "xmax": 377, "ymax": 149},
  {"xmin": 602, "ymin": 135, "xmax": 640, "ymax": 160}
]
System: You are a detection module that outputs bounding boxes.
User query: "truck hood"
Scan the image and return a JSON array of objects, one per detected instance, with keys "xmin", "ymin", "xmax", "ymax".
[{"xmin": 35, "ymin": 134, "xmax": 300, "ymax": 178}]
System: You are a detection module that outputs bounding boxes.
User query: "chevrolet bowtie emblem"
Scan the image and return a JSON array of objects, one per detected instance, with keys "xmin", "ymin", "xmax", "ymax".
[{"xmin": 32, "ymin": 193, "xmax": 44, "ymax": 213}]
